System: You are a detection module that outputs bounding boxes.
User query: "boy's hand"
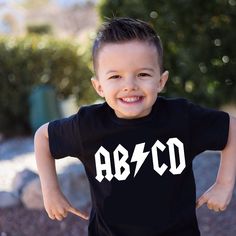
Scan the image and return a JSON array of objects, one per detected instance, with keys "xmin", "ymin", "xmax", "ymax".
[
  {"xmin": 43, "ymin": 189, "xmax": 89, "ymax": 221},
  {"xmin": 196, "ymin": 182, "xmax": 234, "ymax": 212},
  {"xmin": 34, "ymin": 124, "xmax": 89, "ymax": 221}
]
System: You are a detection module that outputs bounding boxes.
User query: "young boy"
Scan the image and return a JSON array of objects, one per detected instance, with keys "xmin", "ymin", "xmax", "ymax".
[{"xmin": 34, "ymin": 17, "xmax": 236, "ymax": 236}]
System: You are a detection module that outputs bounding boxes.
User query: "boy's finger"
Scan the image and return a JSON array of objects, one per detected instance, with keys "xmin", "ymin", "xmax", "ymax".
[
  {"xmin": 48, "ymin": 214, "xmax": 56, "ymax": 220},
  {"xmin": 220, "ymin": 205, "xmax": 227, "ymax": 211},
  {"xmin": 196, "ymin": 195, "xmax": 207, "ymax": 209},
  {"xmin": 61, "ymin": 211, "xmax": 68, "ymax": 218},
  {"xmin": 68, "ymin": 206, "xmax": 89, "ymax": 220},
  {"xmin": 207, "ymin": 202, "xmax": 213, "ymax": 210},
  {"xmin": 55, "ymin": 214, "xmax": 63, "ymax": 221}
]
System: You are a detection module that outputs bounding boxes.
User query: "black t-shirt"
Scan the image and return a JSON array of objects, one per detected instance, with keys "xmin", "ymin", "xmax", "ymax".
[{"xmin": 48, "ymin": 97, "xmax": 229, "ymax": 236}]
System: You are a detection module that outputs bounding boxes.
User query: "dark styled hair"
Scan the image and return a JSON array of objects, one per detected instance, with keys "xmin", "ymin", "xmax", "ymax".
[{"xmin": 92, "ymin": 17, "xmax": 163, "ymax": 74}]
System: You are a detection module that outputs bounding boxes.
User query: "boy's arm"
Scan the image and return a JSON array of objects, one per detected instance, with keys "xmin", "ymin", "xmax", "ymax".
[
  {"xmin": 196, "ymin": 115, "xmax": 236, "ymax": 211},
  {"xmin": 34, "ymin": 123, "xmax": 88, "ymax": 221}
]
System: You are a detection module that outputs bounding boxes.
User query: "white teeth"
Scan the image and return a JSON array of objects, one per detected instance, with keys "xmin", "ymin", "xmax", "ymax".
[{"xmin": 121, "ymin": 97, "xmax": 140, "ymax": 102}]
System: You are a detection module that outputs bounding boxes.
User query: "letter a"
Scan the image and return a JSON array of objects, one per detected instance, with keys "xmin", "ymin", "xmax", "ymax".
[
  {"xmin": 167, "ymin": 138, "xmax": 186, "ymax": 175},
  {"xmin": 114, "ymin": 144, "xmax": 130, "ymax": 181},
  {"xmin": 95, "ymin": 146, "xmax": 113, "ymax": 182}
]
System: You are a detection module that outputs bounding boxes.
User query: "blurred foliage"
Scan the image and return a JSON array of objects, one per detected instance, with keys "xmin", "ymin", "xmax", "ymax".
[
  {"xmin": 0, "ymin": 35, "xmax": 96, "ymax": 136},
  {"xmin": 20, "ymin": 0, "xmax": 50, "ymax": 9},
  {"xmin": 26, "ymin": 23, "xmax": 53, "ymax": 35},
  {"xmin": 97, "ymin": 0, "xmax": 236, "ymax": 108}
]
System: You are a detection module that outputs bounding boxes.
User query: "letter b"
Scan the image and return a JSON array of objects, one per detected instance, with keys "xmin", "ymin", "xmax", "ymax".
[{"xmin": 114, "ymin": 144, "xmax": 130, "ymax": 181}]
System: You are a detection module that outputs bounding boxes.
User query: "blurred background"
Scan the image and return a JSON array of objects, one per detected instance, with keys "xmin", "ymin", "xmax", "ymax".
[{"xmin": 0, "ymin": 0, "xmax": 235, "ymax": 235}]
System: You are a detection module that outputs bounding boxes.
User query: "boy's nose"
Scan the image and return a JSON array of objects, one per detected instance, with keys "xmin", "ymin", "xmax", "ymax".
[{"xmin": 122, "ymin": 77, "xmax": 138, "ymax": 92}]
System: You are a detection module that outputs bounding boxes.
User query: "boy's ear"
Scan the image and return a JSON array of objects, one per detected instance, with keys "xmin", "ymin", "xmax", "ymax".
[
  {"xmin": 91, "ymin": 77, "xmax": 105, "ymax": 97},
  {"xmin": 157, "ymin": 71, "xmax": 169, "ymax": 92}
]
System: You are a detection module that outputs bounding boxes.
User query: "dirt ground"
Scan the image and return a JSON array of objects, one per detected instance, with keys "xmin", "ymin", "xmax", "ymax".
[{"xmin": 0, "ymin": 204, "xmax": 89, "ymax": 236}]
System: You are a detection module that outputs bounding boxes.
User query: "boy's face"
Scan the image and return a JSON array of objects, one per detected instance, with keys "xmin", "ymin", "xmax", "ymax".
[{"xmin": 92, "ymin": 40, "xmax": 168, "ymax": 119}]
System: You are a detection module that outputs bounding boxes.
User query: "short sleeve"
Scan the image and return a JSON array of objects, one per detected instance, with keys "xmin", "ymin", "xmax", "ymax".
[
  {"xmin": 48, "ymin": 112, "xmax": 83, "ymax": 159},
  {"xmin": 188, "ymin": 101, "xmax": 230, "ymax": 156}
]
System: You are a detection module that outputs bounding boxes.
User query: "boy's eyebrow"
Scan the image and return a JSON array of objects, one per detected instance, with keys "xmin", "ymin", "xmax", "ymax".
[
  {"xmin": 139, "ymin": 67, "xmax": 155, "ymax": 72},
  {"xmin": 106, "ymin": 70, "xmax": 118, "ymax": 75},
  {"xmin": 106, "ymin": 68, "xmax": 155, "ymax": 75}
]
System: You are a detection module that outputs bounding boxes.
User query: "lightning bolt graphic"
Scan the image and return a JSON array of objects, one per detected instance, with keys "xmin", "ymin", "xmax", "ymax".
[{"xmin": 131, "ymin": 143, "xmax": 150, "ymax": 177}]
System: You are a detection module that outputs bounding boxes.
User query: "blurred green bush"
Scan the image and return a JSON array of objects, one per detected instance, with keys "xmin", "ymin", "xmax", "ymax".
[
  {"xmin": 98, "ymin": 0, "xmax": 236, "ymax": 108},
  {"xmin": 26, "ymin": 23, "xmax": 53, "ymax": 35},
  {"xmin": 0, "ymin": 35, "xmax": 96, "ymax": 136}
]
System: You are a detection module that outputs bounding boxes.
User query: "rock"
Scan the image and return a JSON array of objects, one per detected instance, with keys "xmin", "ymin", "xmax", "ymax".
[
  {"xmin": 21, "ymin": 177, "xmax": 44, "ymax": 209},
  {"xmin": 21, "ymin": 163, "xmax": 91, "ymax": 211},
  {"xmin": 1, "ymin": 232, "xmax": 8, "ymax": 236},
  {"xmin": 58, "ymin": 163, "xmax": 91, "ymax": 211},
  {"xmin": 12, "ymin": 169, "xmax": 38, "ymax": 196},
  {"xmin": 0, "ymin": 191, "xmax": 20, "ymax": 208}
]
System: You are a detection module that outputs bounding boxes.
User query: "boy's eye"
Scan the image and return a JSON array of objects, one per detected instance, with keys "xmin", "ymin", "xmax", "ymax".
[
  {"xmin": 108, "ymin": 75, "xmax": 121, "ymax": 80},
  {"xmin": 138, "ymin": 73, "xmax": 151, "ymax": 77}
]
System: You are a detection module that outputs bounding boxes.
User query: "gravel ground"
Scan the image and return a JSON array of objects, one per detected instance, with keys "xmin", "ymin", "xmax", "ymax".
[{"xmin": 0, "ymin": 137, "xmax": 236, "ymax": 236}]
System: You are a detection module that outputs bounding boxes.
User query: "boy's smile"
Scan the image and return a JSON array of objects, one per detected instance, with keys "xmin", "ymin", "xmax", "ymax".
[{"xmin": 92, "ymin": 40, "xmax": 168, "ymax": 119}]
